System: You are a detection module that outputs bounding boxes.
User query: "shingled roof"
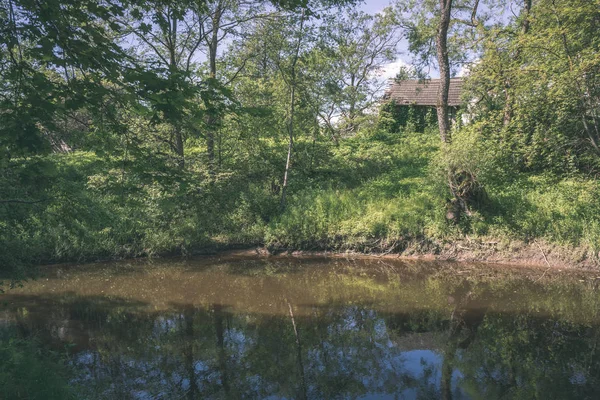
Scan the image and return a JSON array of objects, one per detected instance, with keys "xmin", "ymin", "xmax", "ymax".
[{"xmin": 384, "ymin": 78, "xmax": 464, "ymax": 107}]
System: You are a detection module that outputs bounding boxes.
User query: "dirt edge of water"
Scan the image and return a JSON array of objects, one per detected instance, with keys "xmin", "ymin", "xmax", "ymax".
[
  {"xmin": 29, "ymin": 238, "xmax": 600, "ymax": 273},
  {"xmin": 215, "ymin": 239, "xmax": 600, "ymax": 271}
]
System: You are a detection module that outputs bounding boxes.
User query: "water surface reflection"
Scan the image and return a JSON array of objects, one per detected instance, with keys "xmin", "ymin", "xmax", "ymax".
[{"xmin": 2, "ymin": 256, "xmax": 600, "ymax": 399}]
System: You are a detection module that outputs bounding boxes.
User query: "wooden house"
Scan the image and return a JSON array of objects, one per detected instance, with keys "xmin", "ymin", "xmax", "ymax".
[{"xmin": 381, "ymin": 78, "xmax": 465, "ymax": 131}]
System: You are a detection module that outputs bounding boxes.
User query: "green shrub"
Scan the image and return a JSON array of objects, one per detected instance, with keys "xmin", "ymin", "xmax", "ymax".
[{"xmin": 2, "ymin": 125, "xmax": 600, "ymax": 270}]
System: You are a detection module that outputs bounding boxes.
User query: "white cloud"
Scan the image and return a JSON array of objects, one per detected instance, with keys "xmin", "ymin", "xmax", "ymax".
[
  {"xmin": 456, "ymin": 59, "xmax": 479, "ymax": 77},
  {"xmin": 378, "ymin": 58, "xmax": 412, "ymax": 80},
  {"xmin": 456, "ymin": 65, "xmax": 468, "ymax": 77}
]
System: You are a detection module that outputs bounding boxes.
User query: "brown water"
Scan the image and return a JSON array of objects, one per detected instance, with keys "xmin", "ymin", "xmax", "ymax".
[{"xmin": 2, "ymin": 255, "xmax": 600, "ymax": 399}]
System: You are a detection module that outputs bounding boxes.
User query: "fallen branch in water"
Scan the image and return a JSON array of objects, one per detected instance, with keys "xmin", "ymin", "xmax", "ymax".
[
  {"xmin": 534, "ymin": 240, "xmax": 552, "ymax": 282},
  {"xmin": 535, "ymin": 240, "xmax": 552, "ymax": 268}
]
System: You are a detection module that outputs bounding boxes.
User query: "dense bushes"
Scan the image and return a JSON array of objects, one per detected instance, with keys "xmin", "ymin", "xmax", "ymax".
[
  {"xmin": 464, "ymin": 0, "xmax": 600, "ymax": 176},
  {"xmin": 2, "ymin": 0, "xmax": 599, "ymax": 275},
  {"xmin": 3, "ymin": 121, "xmax": 600, "ymax": 274}
]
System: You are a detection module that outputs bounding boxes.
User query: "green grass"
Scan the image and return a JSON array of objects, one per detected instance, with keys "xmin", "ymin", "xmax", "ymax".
[
  {"xmin": 480, "ymin": 175, "xmax": 600, "ymax": 251},
  {"xmin": 2, "ymin": 127, "xmax": 600, "ymax": 274},
  {"xmin": 266, "ymin": 129, "xmax": 445, "ymax": 250}
]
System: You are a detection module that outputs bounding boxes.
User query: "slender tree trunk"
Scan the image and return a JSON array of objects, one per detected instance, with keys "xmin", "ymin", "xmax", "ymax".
[
  {"xmin": 175, "ymin": 125, "xmax": 185, "ymax": 169},
  {"xmin": 218, "ymin": 130, "xmax": 223, "ymax": 169},
  {"xmin": 206, "ymin": 119, "xmax": 215, "ymax": 175},
  {"xmin": 280, "ymin": 8, "xmax": 306, "ymax": 209},
  {"xmin": 281, "ymin": 84, "xmax": 296, "ymax": 209},
  {"xmin": 502, "ymin": 81, "xmax": 512, "ymax": 127},
  {"xmin": 436, "ymin": 0, "xmax": 453, "ymax": 144},
  {"xmin": 206, "ymin": 4, "xmax": 222, "ymax": 176},
  {"xmin": 503, "ymin": 0, "xmax": 532, "ymax": 127},
  {"xmin": 521, "ymin": 0, "xmax": 532, "ymax": 34},
  {"xmin": 348, "ymin": 103, "xmax": 356, "ymax": 133},
  {"xmin": 168, "ymin": 12, "xmax": 185, "ymax": 169},
  {"xmin": 347, "ymin": 74, "xmax": 357, "ymax": 133},
  {"xmin": 7, "ymin": 0, "xmax": 24, "ymax": 106}
]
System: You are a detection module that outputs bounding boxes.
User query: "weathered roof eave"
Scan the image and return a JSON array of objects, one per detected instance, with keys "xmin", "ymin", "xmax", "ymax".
[{"xmin": 384, "ymin": 78, "xmax": 464, "ymax": 107}]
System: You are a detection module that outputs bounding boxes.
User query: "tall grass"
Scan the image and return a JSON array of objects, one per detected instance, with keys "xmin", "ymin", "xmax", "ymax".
[{"xmin": 2, "ymin": 127, "xmax": 600, "ymax": 271}]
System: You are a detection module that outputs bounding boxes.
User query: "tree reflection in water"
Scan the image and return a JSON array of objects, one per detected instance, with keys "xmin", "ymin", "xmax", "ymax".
[{"xmin": 1, "ymin": 256, "xmax": 600, "ymax": 399}]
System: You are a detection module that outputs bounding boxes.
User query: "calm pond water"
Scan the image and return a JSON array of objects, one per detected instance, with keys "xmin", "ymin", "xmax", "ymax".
[{"xmin": 2, "ymin": 255, "xmax": 600, "ymax": 399}]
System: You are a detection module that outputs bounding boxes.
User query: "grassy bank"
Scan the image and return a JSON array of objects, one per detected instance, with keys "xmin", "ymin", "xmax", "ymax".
[{"xmin": 2, "ymin": 127, "xmax": 600, "ymax": 275}]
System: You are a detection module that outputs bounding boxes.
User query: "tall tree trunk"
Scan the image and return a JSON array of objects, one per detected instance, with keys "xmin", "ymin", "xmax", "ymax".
[
  {"xmin": 521, "ymin": 0, "xmax": 532, "ymax": 35},
  {"xmin": 436, "ymin": 0, "xmax": 453, "ymax": 144},
  {"xmin": 502, "ymin": 80, "xmax": 512, "ymax": 127},
  {"xmin": 206, "ymin": 3, "xmax": 223, "ymax": 177},
  {"xmin": 347, "ymin": 74, "xmax": 357, "ymax": 133},
  {"xmin": 175, "ymin": 125, "xmax": 185, "ymax": 169},
  {"xmin": 281, "ymin": 84, "xmax": 296, "ymax": 209},
  {"xmin": 280, "ymin": 8, "xmax": 306, "ymax": 209},
  {"xmin": 168, "ymin": 11, "xmax": 185, "ymax": 169},
  {"xmin": 503, "ymin": 0, "xmax": 532, "ymax": 127}
]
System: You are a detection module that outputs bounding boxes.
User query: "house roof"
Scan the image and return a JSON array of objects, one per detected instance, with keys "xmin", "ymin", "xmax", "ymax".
[{"xmin": 384, "ymin": 78, "xmax": 464, "ymax": 107}]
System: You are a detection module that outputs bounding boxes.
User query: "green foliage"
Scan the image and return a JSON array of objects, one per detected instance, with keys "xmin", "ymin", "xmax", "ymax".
[
  {"xmin": 2, "ymin": 0, "xmax": 600, "ymax": 273},
  {"xmin": 482, "ymin": 176, "xmax": 600, "ymax": 251},
  {"xmin": 465, "ymin": 0, "xmax": 600, "ymax": 174},
  {"xmin": 264, "ymin": 130, "xmax": 446, "ymax": 249},
  {"xmin": 394, "ymin": 0, "xmax": 502, "ymax": 76},
  {"xmin": 0, "ymin": 328, "xmax": 75, "ymax": 400},
  {"xmin": 4, "ymin": 118, "xmax": 600, "ymax": 269},
  {"xmin": 378, "ymin": 102, "xmax": 438, "ymax": 133},
  {"xmin": 0, "ymin": 0, "xmax": 130, "ymax": 158}
]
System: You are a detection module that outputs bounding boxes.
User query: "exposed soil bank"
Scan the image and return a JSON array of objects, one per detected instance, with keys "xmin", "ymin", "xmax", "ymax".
[
  {"xmin": 217, "ymin": 239, "xmax": 600, "ymax": 272},
  {"xmin": 19, "ymin": 237, "xmax": 600, "ymax": 275}
]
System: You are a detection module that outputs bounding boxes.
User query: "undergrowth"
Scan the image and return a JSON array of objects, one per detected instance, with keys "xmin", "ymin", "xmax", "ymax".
[{"xmin": 2, "ymin": 127, "xmax": 600, "ymax": 274}]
